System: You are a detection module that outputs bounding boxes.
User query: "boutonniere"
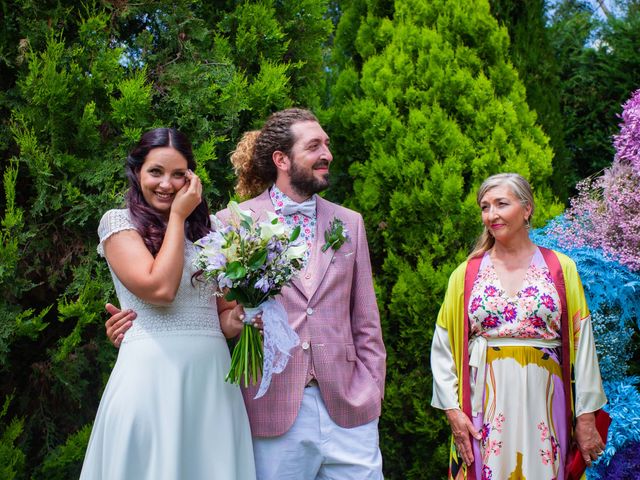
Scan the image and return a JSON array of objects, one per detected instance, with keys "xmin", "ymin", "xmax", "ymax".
[{"xmin": 322, "ymin": 217, "xmax": 350, "ymax": 252}]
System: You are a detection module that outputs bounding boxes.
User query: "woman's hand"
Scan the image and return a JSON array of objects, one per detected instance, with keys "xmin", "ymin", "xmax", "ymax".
[
  {"xmin": 217, "ymin": 299, "xmax": 264, "ymax": 339},
  {"xmin": 445, "ymin": 408, "xmax": 482, "ymax": 466},
  {"xmin": 105, "ymin": 303, "xmax": 136, "ymax": 347},
  {"xmin": 171, "ymin": 170, "xmax": 202, "ymax": 220},
  {"xmin": 575, "ymin": 412, "xmax": 605, "ymax": 466}
]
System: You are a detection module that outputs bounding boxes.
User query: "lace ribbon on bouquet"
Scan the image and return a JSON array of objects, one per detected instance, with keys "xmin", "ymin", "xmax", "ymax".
[{"xmin": 247, "ymin": 299, "xmax": 299, "ymax": 399}]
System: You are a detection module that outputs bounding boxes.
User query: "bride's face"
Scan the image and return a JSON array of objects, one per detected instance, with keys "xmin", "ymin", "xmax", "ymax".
[{"xmin": 138, "ymin": 147, "xmax": 188, "ymax": 217}]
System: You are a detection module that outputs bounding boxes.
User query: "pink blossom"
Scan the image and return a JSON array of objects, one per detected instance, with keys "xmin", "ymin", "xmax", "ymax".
[
  {"xmin": 538, "ymin": 421, "xmax": 549, "ymax": 441},
  {"xmin": 494, "ymin": 413, "xmax": 505, "ymax": 432},
  {"xmin": 481, "ymin": 315, "xmax": 500, "ymax": 329},
  {"xmin": 471, "ymin": 296, "xmax": 482, "ymax": 313}
]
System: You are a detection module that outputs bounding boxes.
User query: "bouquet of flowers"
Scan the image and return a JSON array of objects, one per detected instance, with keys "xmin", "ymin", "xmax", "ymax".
[{"xmin": 194, "ymin": 201, "xmax": 306, "ymax": 397}]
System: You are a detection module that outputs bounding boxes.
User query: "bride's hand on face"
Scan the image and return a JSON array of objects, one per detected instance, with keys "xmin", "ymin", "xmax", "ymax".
[{"xmin": 171, "ymin": 170, "xmax": 202, "ymax": 220}]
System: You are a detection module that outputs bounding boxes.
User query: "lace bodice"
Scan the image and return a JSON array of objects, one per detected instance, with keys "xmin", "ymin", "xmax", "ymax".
[{"xmin": 97, "ymin": 209, "xmax": 222, "ymax": 342}]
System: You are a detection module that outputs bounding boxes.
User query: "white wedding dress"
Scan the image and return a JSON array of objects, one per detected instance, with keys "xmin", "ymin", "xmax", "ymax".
[{"xmin": 80, "ymin": 209, "xmax": 255, "ymax": 480}]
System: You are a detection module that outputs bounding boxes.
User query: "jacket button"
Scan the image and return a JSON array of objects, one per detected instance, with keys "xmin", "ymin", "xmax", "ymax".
[
  {"xmin": 301, "ymin": 341, "xmax": 310, "ymax": 350},
  {"xmin": 306, "ymin": 307, "xmax": 313, "ymax": 315}
]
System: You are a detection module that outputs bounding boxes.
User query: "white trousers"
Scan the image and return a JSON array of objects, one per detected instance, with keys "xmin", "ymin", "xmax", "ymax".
[{"xmin": 253, "ymin": 386, "xmax": 383, "ymax": 480}]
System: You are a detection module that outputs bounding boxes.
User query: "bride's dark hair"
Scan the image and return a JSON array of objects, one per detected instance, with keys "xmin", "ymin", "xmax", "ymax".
[{"xmin": 125, "ymin": 128, "xmax": 211, "ymax": 255}]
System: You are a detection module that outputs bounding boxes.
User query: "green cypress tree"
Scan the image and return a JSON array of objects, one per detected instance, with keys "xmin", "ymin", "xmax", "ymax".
[
  {"xmin": 489, "ymin": 0, "xmax": 574, "ymax": 199},
  {"xmin": 326, "ymin": 0, "xmax": 562, "ymax": 477}
]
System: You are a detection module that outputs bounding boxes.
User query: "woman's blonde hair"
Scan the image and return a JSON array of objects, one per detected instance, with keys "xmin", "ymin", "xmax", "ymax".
[
  {"xmin": 467, "ymin": 173, "xmax": 535, "ymax": 260},
  {"xmin": 230, "ymin": 108, "xmax": 318, "ymax": 199}
]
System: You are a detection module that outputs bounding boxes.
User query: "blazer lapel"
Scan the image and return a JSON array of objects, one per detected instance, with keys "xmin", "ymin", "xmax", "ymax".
[
  {"xmin": 247, "ymin": 190, "xmax": 275, "ymax": 222},
  {"xmin": 307, "ymin": 196, "xmax": 336, "ymax": 299}
]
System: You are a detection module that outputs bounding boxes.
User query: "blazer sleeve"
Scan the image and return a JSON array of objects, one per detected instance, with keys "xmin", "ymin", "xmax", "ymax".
[{"xmin": 349, "ymin": 213, "xmax": 387, "ymax": 398}]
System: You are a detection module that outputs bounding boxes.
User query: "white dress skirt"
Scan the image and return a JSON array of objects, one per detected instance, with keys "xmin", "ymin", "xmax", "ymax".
[{"xmin": 80, "ymin": 209, "xmax": 256, "ymax": 480}]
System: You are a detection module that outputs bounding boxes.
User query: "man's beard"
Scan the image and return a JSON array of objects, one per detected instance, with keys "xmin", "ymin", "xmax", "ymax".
[{"xmin": 289, "ymin": 158, "xmax": 330, "ymax": 197}]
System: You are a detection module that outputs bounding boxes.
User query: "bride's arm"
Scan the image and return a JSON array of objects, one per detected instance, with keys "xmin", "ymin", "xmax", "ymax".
[{"xmin": 104, "ymin": 172, "xmax": 202, "ymax": 305}]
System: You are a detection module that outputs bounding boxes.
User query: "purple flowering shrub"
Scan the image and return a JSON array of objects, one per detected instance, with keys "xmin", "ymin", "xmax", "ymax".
[
  {"xmin": 551, "ymin": 89, "xmax": 640, "ymax": 272},
  {"xmin": 613, "ymin": 89, "xmax": 640, "ymax": 176}
]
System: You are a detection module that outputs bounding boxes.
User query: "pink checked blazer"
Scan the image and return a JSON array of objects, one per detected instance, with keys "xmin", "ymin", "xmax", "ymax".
[{"xmin": 217, "ymin": 190, "xmax": 386, "ymax": 437}]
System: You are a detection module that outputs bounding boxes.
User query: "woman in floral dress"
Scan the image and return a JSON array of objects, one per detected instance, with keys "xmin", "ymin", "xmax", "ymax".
[{"xmin": 431, "ymin": 173, "xmax": 607, "ymax": 479}]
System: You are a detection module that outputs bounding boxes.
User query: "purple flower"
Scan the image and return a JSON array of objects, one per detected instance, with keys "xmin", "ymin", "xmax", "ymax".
[
  {"xmin": 482, "ymin": 465, "xmax": 493, "ymax": 480},
  {"xmin": 254, "ymin": 276, "xmax": 270, "ymax": 293},
  {"xmin": 540, "ymin": 294, "xmax": 556, "ymax": 311},
  {"xmin": 522, "ymin": 286, "xmax": 539, "ymax": 297},
  {"xmin": 503, "ymin": 304, "xmax": 517, "ymax": 323},
  {"xmin": 480, "ymin": 423, "xmax": 491, "ymax": 442},
  {"xmin": 208, "ymin": 253, "xmax": 227, "ymax": 270},
  {"xmin": 484, "ymin": 285, "xmax": 498, "ymax": 297},
  {"xmin": 217, "ymin": 273, "xmax": 233, "ymax": 290}
]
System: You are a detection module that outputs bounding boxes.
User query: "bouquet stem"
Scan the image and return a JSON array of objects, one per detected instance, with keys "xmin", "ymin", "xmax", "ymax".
[{"xmin": 226, "ymin": 323, "xmax": 263, "ymax": 387}]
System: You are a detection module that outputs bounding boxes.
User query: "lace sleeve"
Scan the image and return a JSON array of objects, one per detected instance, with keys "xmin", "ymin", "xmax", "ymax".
[{"xmin": 97, "ymin": 209, "xmax": 136, "ymax": 257}]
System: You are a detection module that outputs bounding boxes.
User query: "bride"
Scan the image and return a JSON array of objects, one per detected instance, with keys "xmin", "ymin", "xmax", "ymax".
[{"xmin": 80, "ymin": 128, "xmax": 255, "ymax": 479}]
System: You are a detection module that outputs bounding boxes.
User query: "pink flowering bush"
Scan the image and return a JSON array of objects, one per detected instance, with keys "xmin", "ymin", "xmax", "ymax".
[
  {"xmin": 552, "ymin": 90, "xmax": 640, "ymax": 271},
  {"xmin": 613, "ymin": 89, "xmax": 640, "ymax": 176}
]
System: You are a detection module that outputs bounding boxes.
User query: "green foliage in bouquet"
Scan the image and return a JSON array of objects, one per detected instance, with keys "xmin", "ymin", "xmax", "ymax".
[
  {"xmin": 325, "ymin": 0, "xmax": 562, "ymax": 477},
  {"xmin": 0, "ymin": 0, "xmax": 332, "ymax": 476}
]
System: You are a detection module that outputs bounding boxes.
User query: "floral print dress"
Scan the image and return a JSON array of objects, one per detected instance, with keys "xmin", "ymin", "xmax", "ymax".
[{"xmin": 468, "ymin": 248, "xmax": 568, "ymax": 480}]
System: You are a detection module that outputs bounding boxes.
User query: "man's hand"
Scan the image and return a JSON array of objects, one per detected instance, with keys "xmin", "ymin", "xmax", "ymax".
[
  {"xmin": 445, "ymin": 408, "xmax": 482, "ymax": 466},
  {"xmin": 105, "ymin": 303, "xmax": 136, "ymax": 348}
]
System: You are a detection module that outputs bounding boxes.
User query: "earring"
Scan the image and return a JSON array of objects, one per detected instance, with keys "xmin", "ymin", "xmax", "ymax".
[{"xmin": 525, "ymin": 217, "xmax": 531, "ymax": 229}]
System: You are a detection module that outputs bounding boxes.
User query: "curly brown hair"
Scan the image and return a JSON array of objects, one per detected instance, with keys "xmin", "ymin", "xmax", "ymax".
[{"xmin": 231, "ymin": 108, "xmax": 318, "ymax": 199}]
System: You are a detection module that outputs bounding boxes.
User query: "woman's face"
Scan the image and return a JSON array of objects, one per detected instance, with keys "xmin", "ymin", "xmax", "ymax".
[
  {"xmin": 480, "ymin": 184, "xmax": 531, "ymax": 242},
  {"xmin": 138, "ymin": 147, "xmax": 188, "ymax": 217}
]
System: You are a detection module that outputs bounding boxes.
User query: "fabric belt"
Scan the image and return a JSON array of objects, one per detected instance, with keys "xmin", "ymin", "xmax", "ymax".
[{"xmin": 468, "ymin": 336, "xmax": 562, "ymax": 415}]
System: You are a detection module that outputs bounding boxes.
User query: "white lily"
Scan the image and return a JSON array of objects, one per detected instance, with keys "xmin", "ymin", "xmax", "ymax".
[
  {"xmin": 228, "ymin": 201, "xmax": 253, "ymax": 224},
  {"xmin": 260, "ymin": 212, "xmax": 286, "ymax": 240},
  {"xmin": 285, "ymin": 242, "xmax": 307, "ymax": 260}
]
